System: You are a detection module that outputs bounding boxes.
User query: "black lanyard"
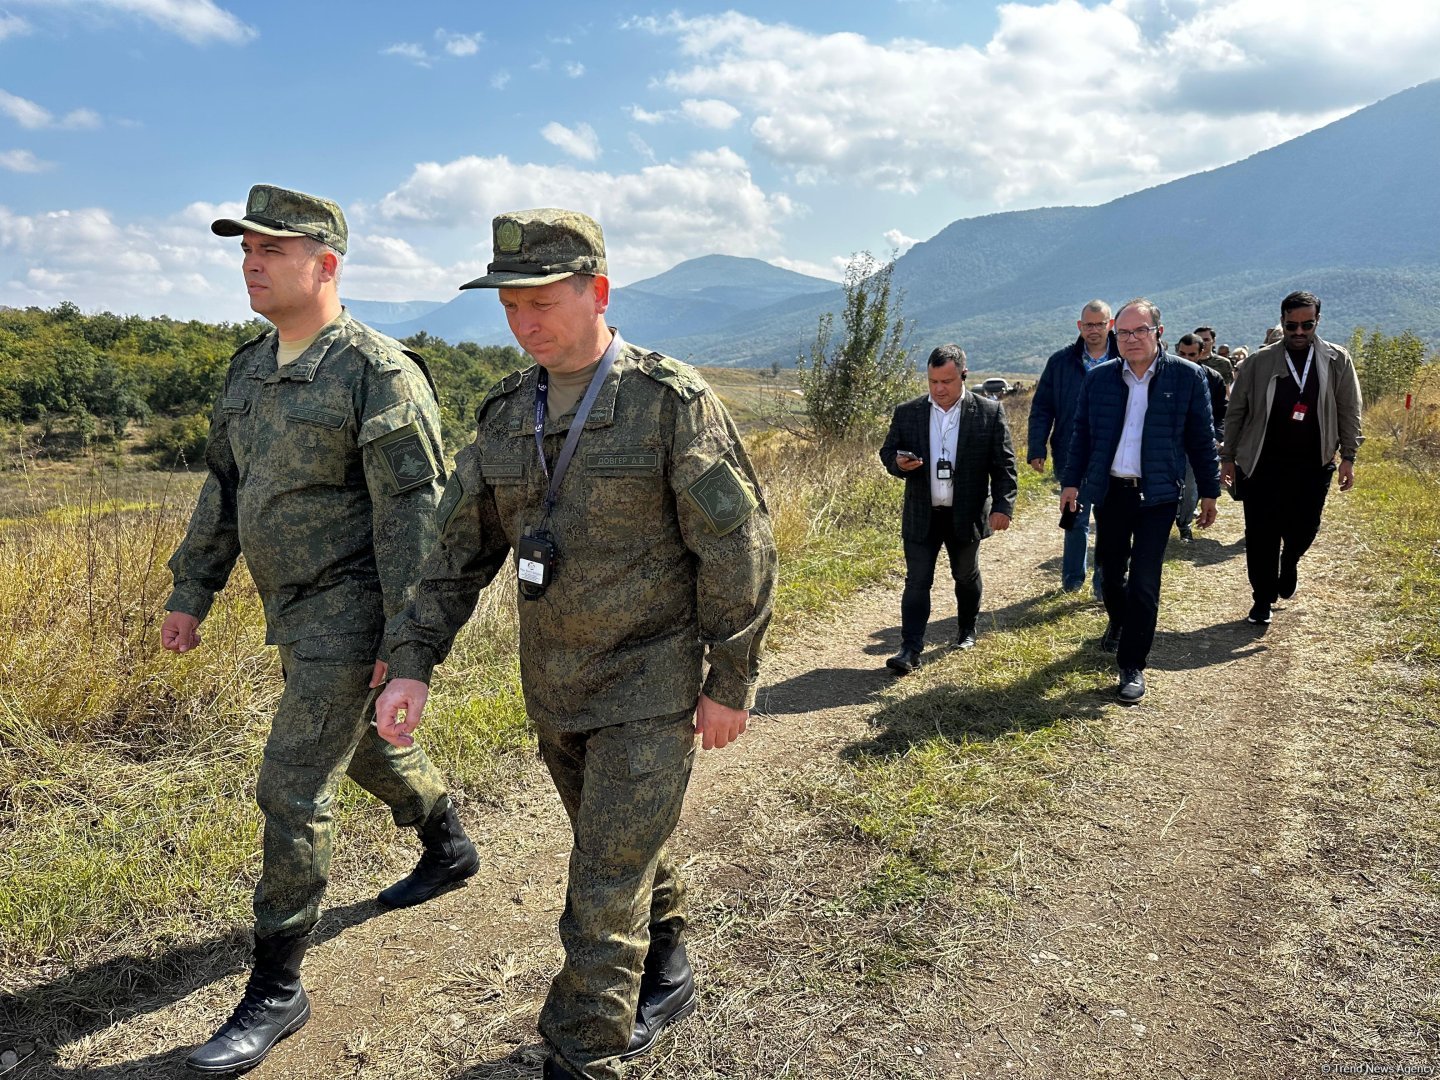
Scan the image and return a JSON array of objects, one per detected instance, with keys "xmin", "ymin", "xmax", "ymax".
[{"xmin": 533, "ymin": 330, "xmax": 623, "ymax": 519}]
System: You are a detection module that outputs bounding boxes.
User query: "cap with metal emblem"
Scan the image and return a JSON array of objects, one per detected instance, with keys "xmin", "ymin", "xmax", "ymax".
[
  {"xmin": 211, "ymin": 184, "xmax": 348, "ymax": 255},
  {"xmin": 459, "ymin": 207, "xmax": 606, "ymax": 290}
]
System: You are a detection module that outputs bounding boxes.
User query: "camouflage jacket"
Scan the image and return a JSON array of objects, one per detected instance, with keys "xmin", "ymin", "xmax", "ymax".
[
  {"xmin": 166, "ymin": 309, "xmax": 446, "ymax": 644},
  {"xmin": 384, "ymin": 338, "xmax": 778, "ymax": 731}
]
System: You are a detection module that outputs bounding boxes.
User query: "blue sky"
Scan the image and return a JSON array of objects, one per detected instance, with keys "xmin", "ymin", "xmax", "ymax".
[{"xmin": 2, "ymin": 0, "xmax": 1439, "ymax": 323}]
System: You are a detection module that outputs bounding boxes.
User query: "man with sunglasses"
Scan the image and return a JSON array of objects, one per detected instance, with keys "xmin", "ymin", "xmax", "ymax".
[
  {"xmin": 1220, "ymin": 291, "xmax": 1363, "ymax": 625},
  {"xmin": 1061, "ymin": 299, "xmax": 1221, "ymax": 703}
]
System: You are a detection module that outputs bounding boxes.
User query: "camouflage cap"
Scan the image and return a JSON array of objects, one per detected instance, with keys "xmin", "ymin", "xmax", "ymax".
[
  {"xmin": 211, "ymin": 184, "xmax": 348, "ymax": 255},
  {"xmin": 459, "ymin": 208, "xmax": 606, "ymax": 290}
]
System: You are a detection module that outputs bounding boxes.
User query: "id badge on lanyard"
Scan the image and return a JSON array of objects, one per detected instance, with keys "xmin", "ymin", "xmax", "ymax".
[{"xmin": 1287, "ymin": 348, "xmax": 1313, "ymax": 424}]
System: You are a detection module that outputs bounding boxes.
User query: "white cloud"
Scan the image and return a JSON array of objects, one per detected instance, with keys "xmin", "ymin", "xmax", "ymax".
[
  {"xmin": 565, "ymin": 61, "xmax": 585, "ymax": 78},
  {"xmin": 383, "ymin": 42, "xmax": 430, "ymax": 67},
  {"xmin": 541, "ymin": 121, "xmax": 601, "ymax": 161},
  {"xmin": 680, "ymin": 98, "xmax": 741, "ymax": 130},
  {"xmin": 0, "ymin": 149, "xmax": 52, "ymax": 173},
  {"xmin": 439, "ymin": 29, "xmax": 482, "ymax": 57},
  {"xmin": 11, "ymin": 0, "xmax": 255, "ymax": 45},
  {"xmin": 0, "ymin": 90, "xmax": 102, "ymax": 131},
  {"xmin": 0, "ymin": 91, "xmax": 52, "ymax": 130},
  {"xmin": 370, "ymin": 149, "xmax": 798, "ymax": 286},
  {"xmin": 0, "ymin": 14, "xmax": 30, "ymax": 40},
  {"xmin": 628, "ymin": 105, "xmax": 667, "ymax": 125},
  {"xmin": 768, "ymin": 255, "xmax": 843, "ymax": 282},
  {"xmin": 0, "ymin": 204, "xmax": 243, "ymax": 318},
  {"xmin": 634, "ymin": 3, "xmax": 1440, "ymax": 210},
  {"xmin": 883, "ymin": 228, "xmax": 919, "ymax": 255},
  {"xmin": 491, "ymin": 71, "xmax": 511, "ymax": 90}
]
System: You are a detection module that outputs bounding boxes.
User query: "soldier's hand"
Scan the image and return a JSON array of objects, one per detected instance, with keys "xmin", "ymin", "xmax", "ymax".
[
  {"xmin": 1060, "ymin": 487, "xmax": 1080, "ymax": 513},
  {"xmin": 1028, "ymin": 457, "xmax": 1045, "ymax": 473},
  {"xmin": 1197, "ymin": 498, "xmax": 1218, "ymax": 529},
  {"xmin": 1220, "ymin": 461, "xmax": 1235, "ymax": 488},
  {"xmin": 375, "ymin": 678, "xmax": 429, "ymax": 748},
  {"xmin": 695, "ymin": 694, "xmax": 747, "ymax": 751},
  {"xmin": 989, "ymin": 511, "xmax": 1011, "ymax": 532},
  {"xmin": 161, "ymin": 611, "xmax": 201, "ymax": 653},
  {"xmin": 369, "ymin": 659, "xmax": 388, "ymax": 688},
  {"xmin": 1338, "ymin": 460, "xmax": 1355, "ymax": 491}
]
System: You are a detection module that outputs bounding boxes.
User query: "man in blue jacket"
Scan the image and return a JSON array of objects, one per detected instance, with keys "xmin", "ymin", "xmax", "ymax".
[
  {"xmin": 1061, "ymin": 299, "xmax": 1221, "ymax": 703},
  {"xmin": 1027, "ymin": 301, "xmax": 1119, "ymax": 594}
]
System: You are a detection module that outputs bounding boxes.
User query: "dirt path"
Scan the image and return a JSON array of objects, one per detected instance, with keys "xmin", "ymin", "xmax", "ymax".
[{"xmin": 12, "ymin": 492, "xmax": 1437, "ymax": 1078}]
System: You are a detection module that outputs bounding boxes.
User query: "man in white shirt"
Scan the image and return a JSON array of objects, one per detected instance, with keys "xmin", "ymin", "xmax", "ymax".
[{"xmin": 879, "ymin": 345, "xmax": 1018, "ymax": 673}]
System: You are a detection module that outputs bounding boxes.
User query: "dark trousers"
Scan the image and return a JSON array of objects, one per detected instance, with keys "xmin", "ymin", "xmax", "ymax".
[
  {"xmin": 535, "ymin": 710, "xmax": 696, "ymax": 1080},
  {"xmin": 1094, "ymin": 485, "xmax": 1174, "ymax": 672},
  {"xmin": 1243, "ymin": 464, "xmax": 1335, "ymax": 604},
  {"xmin": 900, "ymin": 509, "xmax": 981, "ymax": 651}
]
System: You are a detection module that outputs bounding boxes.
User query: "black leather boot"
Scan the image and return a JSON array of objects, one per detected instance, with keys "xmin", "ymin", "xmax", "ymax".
[
  {"xmin": 186, "ymin": 933, "xmax": 310, "ymax": 1073},
  {"xmin": 622, "ymin": 937, "xmax": 697, "ymax": 1060},
  {"xmin": 378, "ymin": 799, "xmax": 480, "ymax": 909}
]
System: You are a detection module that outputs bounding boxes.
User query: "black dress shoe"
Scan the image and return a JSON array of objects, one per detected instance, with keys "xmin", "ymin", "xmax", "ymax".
[
  {"xmin": 1098, "ymin": 621, "xmax": 1122, "ymax": 653},
  {"xmin": 955, "ymin": 627, "xmax": 977, "ymax": 650},
  {"xmin": 623, "ymin": 940, "xmax": 697, "ymax": 1060},
  {"xmin": 1278, "ymin": 562, "xmax": 1298, "ymax": 600},
  {"xmin": 1117, "ymin": 669, "xmax": 1146, "ymax": 703},
  {"xmin": 1247, "ymin": 602, "xmax": 1272, "ymax": 625},
  {"xmin": 186, "ymin": 934, "xmax": 310, "ymax": 1073},
  {"xmin": 885, "ymin": 648, "xmax": 921, "ymax": 674}
]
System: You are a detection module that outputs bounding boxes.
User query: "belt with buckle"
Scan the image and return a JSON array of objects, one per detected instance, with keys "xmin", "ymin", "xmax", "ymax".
[{"xmin": 1110, "ymin": 475, "xmax": 1141, "ymax": 487}]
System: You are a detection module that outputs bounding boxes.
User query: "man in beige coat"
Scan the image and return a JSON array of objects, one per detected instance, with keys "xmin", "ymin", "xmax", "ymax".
[{"xmin": 1220, "ymin": 290, "xmax": 1363, "ymax": 625}]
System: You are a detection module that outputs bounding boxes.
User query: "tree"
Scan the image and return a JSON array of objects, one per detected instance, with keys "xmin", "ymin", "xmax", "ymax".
[
  {"xmin": 795, "ymin": 251, "xmax": 914, "ymax": 442},
  {"xmin": 1349, "ymin": 326, "xmax": 1427, "ymax": 402}
]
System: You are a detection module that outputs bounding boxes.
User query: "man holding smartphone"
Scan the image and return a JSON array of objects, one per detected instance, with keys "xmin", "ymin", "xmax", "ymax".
[{"xmin": 879, "ymin": 344, "xmax": 1017, "ymax": 673}]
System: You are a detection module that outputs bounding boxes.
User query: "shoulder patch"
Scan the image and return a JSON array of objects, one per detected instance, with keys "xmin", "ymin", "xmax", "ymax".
[
  {"xmin": 475, "ymin": 367, "xmax": 530, "ymax": 423},
  {"xmin": 640, "ymin": 352, "xmax": 707, "ymax": 402},
  {"xmin": 683, "ymin": 459, "xmax": 758, "ymax": 537},
  {"xmin": 372, "ymin": 421, "xmax": 439, "ymax": 494}
]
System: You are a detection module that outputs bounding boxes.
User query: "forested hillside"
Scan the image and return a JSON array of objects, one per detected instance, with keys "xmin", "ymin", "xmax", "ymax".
[{"xmin": 0, "ymin": 304, "xmax": 524, "ymax": 460}]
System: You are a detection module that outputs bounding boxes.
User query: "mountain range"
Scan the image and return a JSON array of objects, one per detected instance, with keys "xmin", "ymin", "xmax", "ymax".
[{"xmin": 357, "ymin": 77, "xmax": 1440, "ymax": 373}]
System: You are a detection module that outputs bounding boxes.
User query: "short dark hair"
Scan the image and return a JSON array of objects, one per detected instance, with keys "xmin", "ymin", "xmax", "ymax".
[
  {"xmin": 1116, "ymin": 298, "xmax": 1161, "ymax": 326},
  {"xmin": 928, "ymin": 344, "xmax": 967, "ymax": 370},
  {"xmin": 1281, "ymin": 290, "xmax": 1321, "ymax": 317},
  {"xmin": 567, "ymin": 273, "xmax": 595, "ymax": 294},
  {"xmin": 1193, "ymin": 325, "xmax": 1215, "ymax": 338},
  {"xmin": 1176, "ymin": 333, "xmax": 1202, "ymax": 347}
]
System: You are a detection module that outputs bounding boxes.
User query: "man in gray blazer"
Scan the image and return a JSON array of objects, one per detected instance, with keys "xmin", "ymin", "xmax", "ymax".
[
  {"xmin": 1220, "ymin": 290, "xmax": 1363, "ymax": 625},
  {"xmin": 879, "ymin": 344, "xmax": 1018, "ymax": 673}
]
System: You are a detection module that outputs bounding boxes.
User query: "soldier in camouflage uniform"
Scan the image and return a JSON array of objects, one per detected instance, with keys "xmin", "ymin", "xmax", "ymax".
[
  {"xmin": 375, "ymin": 208, "xmax": 777, "ymax": 1080},
  {"xmin": 161, "ymin": 185, "xmax": 480, "ymax": 1074}
]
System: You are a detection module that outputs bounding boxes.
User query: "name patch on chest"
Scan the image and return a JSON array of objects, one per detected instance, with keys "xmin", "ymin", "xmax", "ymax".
[{"xmin": 585, "ymin": 451, "xmax": 660, "ymax": 470}]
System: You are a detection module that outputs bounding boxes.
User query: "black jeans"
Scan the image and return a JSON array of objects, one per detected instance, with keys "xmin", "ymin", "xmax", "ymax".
[
  {"xmin": 1242, "ymin": 463, "xmax": 1335, "ymax": 604},
  {"xmin": 900, "ymin": 510, "xmax": 981, "ymax": 651},
  {"xmin": 1094, "ymin": 484, "xmax": 1174, "ymax": 672}
]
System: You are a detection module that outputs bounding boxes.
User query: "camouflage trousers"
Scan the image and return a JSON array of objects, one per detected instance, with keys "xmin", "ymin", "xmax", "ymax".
[
  {"xmin": 254, "ymin": 632, "xmax": 449, "ymax": 939},
  {"xmin": 536, "ymin": 709, "xmax": 697, "ymax": 1080}
]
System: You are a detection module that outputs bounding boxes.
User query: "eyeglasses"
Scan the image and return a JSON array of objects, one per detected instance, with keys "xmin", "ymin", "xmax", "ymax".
[
  {"xmin": 1080, "ymin": 321, "xmax": 1109, "ymax": 331},
  {"xmin": 1283, "ymin": 319, "xmax": 1317, "ymax": 332},
  {"xmin": 1114, "ymin": 326, "xmax": 1158, "ymax": 341}
]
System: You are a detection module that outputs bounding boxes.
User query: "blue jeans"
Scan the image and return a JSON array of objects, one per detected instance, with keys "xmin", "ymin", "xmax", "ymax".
[{"xmin": 1062, "ymin": 498, "xmax": 1103, "ymax": 596}]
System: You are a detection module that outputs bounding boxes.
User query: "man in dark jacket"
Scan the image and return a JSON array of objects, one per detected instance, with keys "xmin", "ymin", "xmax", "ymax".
[
  {"xmin": 1173, "ymin": 333, "xmax": 1228, "ymax": 540},
  {"xmin": 1061, "ymin": 299, "xmax": 1221, "ymax": 703},
  {"xmin": 1027, "ymin": 301, "xmax": 1119, "ymax": 593},
  {"xmin": 879, "ymin": 344, "xmax": 1018, "ymax": 673}
]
